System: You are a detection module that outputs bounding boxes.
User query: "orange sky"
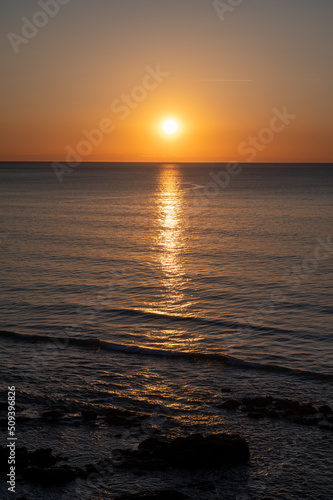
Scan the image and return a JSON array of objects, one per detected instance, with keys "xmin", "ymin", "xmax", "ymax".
[{"xmin": 1, "ymin": 0, "xmax": 333, "ymax": 163}]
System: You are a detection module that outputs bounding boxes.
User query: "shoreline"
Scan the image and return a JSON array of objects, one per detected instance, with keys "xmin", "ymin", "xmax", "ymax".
[{"xmin": 1, "ymin": 395, "xmax": 333, "ymax": 499}]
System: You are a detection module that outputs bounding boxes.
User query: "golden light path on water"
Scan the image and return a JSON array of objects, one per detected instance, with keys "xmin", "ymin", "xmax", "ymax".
[
  {"xmin": 157, "ymin": 165, "xmax": 186, "ymax": 306},
  {"xmin": 144, "ymin": 164, "xmax": 199, "ymax": 351}
]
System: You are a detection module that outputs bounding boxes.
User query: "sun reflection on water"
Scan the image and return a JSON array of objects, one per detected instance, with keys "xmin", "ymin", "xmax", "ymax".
[
  {"xmin": 157, "ymin": 164, "xmax": 187, "ymax": 307},
  {"xmin": 143, "ymin": 164, "xmax": 196, "ymax": 350}
]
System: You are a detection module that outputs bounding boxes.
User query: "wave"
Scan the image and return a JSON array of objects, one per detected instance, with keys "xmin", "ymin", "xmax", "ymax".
[
  {"xmin": 100, "ymin": 306, "xmax": 297, "ymax": 336},
  {"xmin": 1, "ymin": 329, "xmax": 332, "ymax": 381}
]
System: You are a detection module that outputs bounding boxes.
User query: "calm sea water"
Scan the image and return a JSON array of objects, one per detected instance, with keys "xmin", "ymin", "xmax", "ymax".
[{"xmin": 0, "ymin": 162, "xmax": 332, "ymax": 499}]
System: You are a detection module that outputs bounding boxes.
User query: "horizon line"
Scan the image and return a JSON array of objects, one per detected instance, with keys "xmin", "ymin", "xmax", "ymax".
[{"xmin": 1, "ymin": 160, "xmax": 333, "ymax": 165}]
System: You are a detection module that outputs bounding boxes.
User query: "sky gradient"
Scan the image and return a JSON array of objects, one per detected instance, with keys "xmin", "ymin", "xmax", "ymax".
[{"xmin": 1, "ymin": 0, "xmax": 333, "ymax": 162}]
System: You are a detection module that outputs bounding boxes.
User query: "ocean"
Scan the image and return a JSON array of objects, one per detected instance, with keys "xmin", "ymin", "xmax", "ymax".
[{"xmin": 0, "ymin": 162, "xmax": 332, "ymax": 499}]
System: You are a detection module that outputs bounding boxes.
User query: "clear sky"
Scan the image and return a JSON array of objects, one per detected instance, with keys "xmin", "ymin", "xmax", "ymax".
[{"xmin": 1, "ymin": 0, "xmax": 333, "ymax": 162}]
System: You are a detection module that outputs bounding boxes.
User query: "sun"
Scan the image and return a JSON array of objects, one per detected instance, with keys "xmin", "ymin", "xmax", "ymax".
[{"xmin": 162, "ymin": 119, "xmax": 179, "ymax": 135}]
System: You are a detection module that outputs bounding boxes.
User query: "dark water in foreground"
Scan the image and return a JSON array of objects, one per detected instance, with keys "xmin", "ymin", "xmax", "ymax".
[{"xmin": 0, "ymin": 163, "xmax": 332, "ymax": 499}]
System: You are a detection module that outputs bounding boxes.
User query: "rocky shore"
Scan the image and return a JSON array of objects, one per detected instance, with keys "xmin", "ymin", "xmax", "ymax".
[
  {"xmin": 1, "ymin": 395, "xmax": 332, "ymax": 498},
  {"xmin": 216, "ymin": 396, "xmax": 333, "ymax": 430},
  {"xmin": 0, "ymin": 432, "xmax": 249, "ymax": 488}
]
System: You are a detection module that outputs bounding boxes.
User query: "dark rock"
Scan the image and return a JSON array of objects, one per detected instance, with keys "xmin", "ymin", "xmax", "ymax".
[
  {"xmin": 242, "ymin": 396, "xmax": 273, "ymax": 408},
  {"xmin": 247, "ymin": 412, "xmax": 265, "ymax": 419},
  {"xmin": 41, "ymin": 410, "xmax": 64, "ymax": 421},
  {"xmin": 0, "ymin": 445, "xmax": 67, "ymax": 476},
  {"xmin": 21, "ymin": 465, "xmax": 83, "ymax": 485},
  {"xmin": 293, "ymin": 417, "xmax": 319, "ymax": 426},
  {"xmin": 318, "ymin": 405, "xmax": 332, "ymax": 415},
  {"xmin": 105, "ymin": 415, "xmax": 136, "ymax": 427},
  {"xmin": 283, "ymin": 409, "xmax": 302, "ymax": 418},
  {"xmin": 297, "ymin": 404, "xmax": 316, "ymax": 416},
  {"xmin": 114, "ymin": 490, "xmax": 188, "ymax": 500},
  {"xmin": 319, "ymin": 424, "xmax": 333, "ymax": 431},
  {"xmin": 218, "ymin": 395, "xmax": 330, "ymax": 430},
  {"xmin": 273, "ymin": 399, "xmax": 301, "ymax": 412},
  {"xmin": 216, "ymin": 400, "xmax": 241, "ymax": 410},
  {"xmin": 82, "ymin": 409, "xmax": 98, "ymax": 421},
  {"xmin": 266, "ymin": 410, "xmax": 280, "ymax": 419},
  {"xmin": 29, "ymin": 448, "xmax": 65, "ymax": 467},
  {"xmin": 135, "ymin": 433, "xmax": 250, "ymax": 468},
  {"xmin": 0, "ymin": 402, "xmax": 21, "ymax": 412},
  {"xmin": 105, "ymin": 407, "xmax": 145, "ymax": 427}
]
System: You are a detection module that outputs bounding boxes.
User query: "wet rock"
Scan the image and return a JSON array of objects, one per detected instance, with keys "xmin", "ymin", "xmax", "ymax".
[
  {"xmin": 134, "ymin": 433, "xmax": 250, "ymax": 468},
  {"xmin": 318, "ymin": 405, "xmax": 332, "ymax": 415},
  {"xmin": 297, "ymin": 404, "xmax": 316, "ymax": 416},
  {"xmin": 115, "ymin": 490, "xmax": 188, "ymax": 499},
  {"xmin": 247, "ymin": 412, "xmax": 265, "ymax": 419},
  {"xmin": 216, "ymin": 395, "xmax": 332, "ymax": 430},
  {"xmin": 242, "ymin": 396, "xmax": 273, "ymax": 408},
  {"xmin": 41, "ymin": 409, "xmax": 64, "ymax": 422},
  {"xmin": 273, "ymin": 399, "xmax": 301, "ymax": 413},
  {"xmin": 216, "ymin": 400, "xmax": 241, "ymax": 410},
  {"xmin": 0, "ymin": 445, "xmax": 67, "ymax": 476},
  {"xmin": 82, "ymin": 409, "xmax": 98, "ymax": 421},
  {"xmin": 105, "ymin": 407, "xmax": 145, "ymax": 427},
  {"xmin": 105, "ymin": 415, "xmax": 137, "ymax": 427},
  {"xmin": 319, "ymin": 424, "xmax": 333, "ymax": 431},
  {"xmin": 293, "ymin": 417, "xmax": 319, "ymax": 426},
  {"xmin": 21, "ymin": 465, "xmax": 83, "ymax": 485},
  {"xmin": 29, "ymin": 448, "xmax": 66, "ymax": 467},
  {"xmin": 266, "ymin": 410, "xmax": 280, "ymax": 419}
]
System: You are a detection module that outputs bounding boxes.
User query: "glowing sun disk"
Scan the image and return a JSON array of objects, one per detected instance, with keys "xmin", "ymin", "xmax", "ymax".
[{"xmin": 162, "ymin": 119, "xmax": 179, "ymax": 135}]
